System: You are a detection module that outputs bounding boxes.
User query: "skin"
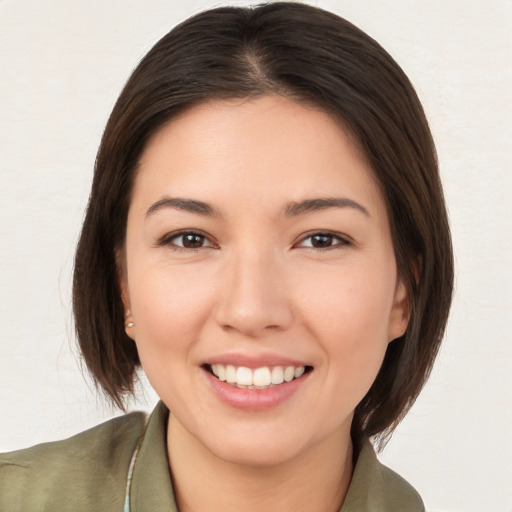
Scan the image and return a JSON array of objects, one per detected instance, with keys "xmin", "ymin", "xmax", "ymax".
[{"xmin": 120, "ymin": 95, "xmax": 409, "ymax": 512}]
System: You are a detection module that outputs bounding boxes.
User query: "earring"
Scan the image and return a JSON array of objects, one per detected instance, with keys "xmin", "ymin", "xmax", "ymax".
[{"xmin": 125, "ymin": 310, "xmax": 135, "ymax": 329}]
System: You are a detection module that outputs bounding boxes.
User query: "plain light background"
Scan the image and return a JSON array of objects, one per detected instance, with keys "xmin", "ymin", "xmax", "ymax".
[{"xmin": 1, "ymin": 1, "xmax": 511, "ymax": 511}]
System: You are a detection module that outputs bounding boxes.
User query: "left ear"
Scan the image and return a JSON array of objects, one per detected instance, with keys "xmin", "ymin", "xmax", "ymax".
[{"xmin": 387, "ymin": 279, "xmax": 411, "ymax": 342}]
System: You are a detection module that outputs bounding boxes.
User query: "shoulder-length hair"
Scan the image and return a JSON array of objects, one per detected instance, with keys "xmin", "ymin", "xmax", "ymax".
[{"xmin": 73, "ymin": 2, "xmax": 453, "ymax": 446}]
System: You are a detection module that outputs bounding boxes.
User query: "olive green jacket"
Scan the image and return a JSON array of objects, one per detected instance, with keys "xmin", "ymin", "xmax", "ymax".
[{"xmin": 0, "ymin": 401, "xmax": 424, "ymax": 511}]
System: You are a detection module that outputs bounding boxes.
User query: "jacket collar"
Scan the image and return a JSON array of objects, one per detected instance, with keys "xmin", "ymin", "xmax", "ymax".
[
  {"xmin": 129, "ymin": 401, "xmax": 178, "ymax": 511},
  {"xmin": 128, "ymin": 401, "xmax": 422, "ymax": 512}
]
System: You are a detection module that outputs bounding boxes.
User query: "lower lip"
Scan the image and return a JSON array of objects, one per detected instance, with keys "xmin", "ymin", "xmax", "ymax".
[{"xmin": 203, "ymin": 369, "xmax": 310, "ymax": 411}]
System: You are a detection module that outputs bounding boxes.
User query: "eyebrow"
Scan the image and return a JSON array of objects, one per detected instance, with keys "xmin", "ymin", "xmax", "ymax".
[
  {"xmin": 284, "ymin": 197, "xmax": 370, "ymax": 217},
  {"xmin": 146, "ymin": 197, "xmax": 219, "ymax": 217},
  {"xmin": 145, "ymin": 196, "xmax": 369, "ymax": 219}
]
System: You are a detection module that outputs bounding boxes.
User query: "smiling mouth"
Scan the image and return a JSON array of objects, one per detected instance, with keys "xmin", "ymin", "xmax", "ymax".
[{"xmin": 204, "ymin": 364, "xmax": 313, "ymax": 389}]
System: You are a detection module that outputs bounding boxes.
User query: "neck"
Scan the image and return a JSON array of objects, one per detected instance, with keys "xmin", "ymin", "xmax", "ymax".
[{"xmin": 166, "ymin": 415, "xmax": 353, "ymax": 512}]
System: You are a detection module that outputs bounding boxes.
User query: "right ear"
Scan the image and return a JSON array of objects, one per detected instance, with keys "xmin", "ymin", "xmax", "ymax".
[{"xmin": 116, "ymin": 249, "xmax": 135, "ymax": 338}]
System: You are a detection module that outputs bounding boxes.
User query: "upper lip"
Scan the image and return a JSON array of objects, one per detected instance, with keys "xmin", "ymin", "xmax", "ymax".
[{"xmin": 204, "ymin": 352, "xmax": 310, "ymax": 369}]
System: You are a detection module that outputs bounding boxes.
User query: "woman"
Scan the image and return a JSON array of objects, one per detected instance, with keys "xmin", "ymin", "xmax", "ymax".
[{"xmin": 0, "ymin": 3, "xmax": 453, "ymax": 511}]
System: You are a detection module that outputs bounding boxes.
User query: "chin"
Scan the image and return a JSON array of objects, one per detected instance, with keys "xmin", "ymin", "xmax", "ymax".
[
  {"xmin": 207, "ymin": 437, "xmax": 304, "ymax": 468},
  {"xmin": 196, "ymin": 419, "xmax": 327, "ymax": 469}
]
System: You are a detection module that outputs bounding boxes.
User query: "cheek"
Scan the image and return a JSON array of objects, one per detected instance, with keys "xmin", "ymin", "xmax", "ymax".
[
  {"xmin": 299, "ymin": 258, "xmax": 395, "ymax": 333},
  {"xmin": 129, "ymin": 263, "xmax": 215, "ymax": 356},
  {"xmin": 297, "ymin": 260, "xmax": 395, "ymax": 387}
]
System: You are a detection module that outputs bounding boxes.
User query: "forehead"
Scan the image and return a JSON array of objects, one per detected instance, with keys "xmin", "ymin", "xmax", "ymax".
[{"xmin": 133, "ymin": 95, "xmax": 385, "ymax": 218}]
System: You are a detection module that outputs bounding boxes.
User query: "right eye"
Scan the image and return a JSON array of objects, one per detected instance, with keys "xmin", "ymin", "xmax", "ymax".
[{"xmin": 159, "ymin": 231, "xmax": 217, "ymax": 251}]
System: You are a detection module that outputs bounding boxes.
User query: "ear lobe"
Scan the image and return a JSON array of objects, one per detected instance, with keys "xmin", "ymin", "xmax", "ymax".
[
  {"xmin": 388, "ymin": 280, "xmax": 411, "ymax": 342},
  {"xmin": 116, "ymin": 249, "xmax": 135, "ymax": 338}
]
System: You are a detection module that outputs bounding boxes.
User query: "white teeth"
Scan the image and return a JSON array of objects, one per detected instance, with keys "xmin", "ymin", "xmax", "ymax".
[
  {"xmin": 284, "ymin": 366, "xmax": 295, "ymax": 382},
  {"xmin": 236, "ymin": 367, "xmax": 253, "ymax": 386},
  {"xmin": 294, "ymin": 366, "xmax": 305, "ymax": 378},
  {"xmin": 217, "ymin": 365, "xmax": 226, "ymax": 381},
  {"xmin": 211, "ymin": 364, "xmax": 226, "ymax": 381},
  {"xmin": 253, "ymin": 367, "xmax": 272, "ymax": 387},
  {"xmin": 209, "ymin": 364, "xmax": 306, "ymax": 388},
  {"xmin": 271, "ymin": 366, "xmax": 284, "ymax": 384},
  {"xmin": 225, "ymin": 365, "xmax": 236, "ymax": 383}
]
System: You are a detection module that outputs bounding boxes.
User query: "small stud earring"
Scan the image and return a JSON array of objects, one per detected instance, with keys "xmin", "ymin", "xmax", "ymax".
[{"xmin": 125, "ymin": 310, "xmax": 134, "ymax": 329}]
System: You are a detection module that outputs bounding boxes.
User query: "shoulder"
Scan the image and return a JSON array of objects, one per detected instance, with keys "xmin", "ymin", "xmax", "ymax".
[
  {"xmin": 342, "ymin": 440, "xmax": 425, "ymax": 512},
  {"xmin": 0, "ymin": 411, "xmax": 147, "ymax": 511},
  {"xmin": 377, "ymin": 460, "xmax": 425, "ymax": 512}
]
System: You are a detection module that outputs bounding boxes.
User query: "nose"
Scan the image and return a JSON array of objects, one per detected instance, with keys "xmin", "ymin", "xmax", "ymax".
[{"xmin": 213, "ymin": 250, "xmax": 293, "ymax": 337}]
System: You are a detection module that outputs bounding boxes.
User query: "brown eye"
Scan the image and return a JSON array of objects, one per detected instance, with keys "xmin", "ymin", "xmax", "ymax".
[
  {"xmin": 181, "ymin": 233, "xmax": 206, "ymax": 248},
  {"xmin": 310, "ymin": 234, "xmax": 334, "ymax": 248},
  {"xmin": 297, "ymin": 232, "xmax": 349, "ymax": 249},
  {"xmin": 163, "ymin": 231, "xmax": 215, "ymax": 250}
]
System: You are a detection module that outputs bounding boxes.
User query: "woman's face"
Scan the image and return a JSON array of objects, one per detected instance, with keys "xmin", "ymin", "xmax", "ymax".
[{"xmin": 121, "ymin": 95, "xmax": 409, "ymax": 466}]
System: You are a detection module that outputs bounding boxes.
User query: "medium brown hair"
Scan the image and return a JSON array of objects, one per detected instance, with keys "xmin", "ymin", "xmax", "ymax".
[{"xmin": 73, "ymin": 2, "xmax": 453, "ymax": 445}]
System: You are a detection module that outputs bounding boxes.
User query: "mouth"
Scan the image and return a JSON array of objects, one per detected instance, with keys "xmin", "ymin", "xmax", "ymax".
[{"xmin": 203, "ymin": 363, "xmax": 313, "ymax": 390}]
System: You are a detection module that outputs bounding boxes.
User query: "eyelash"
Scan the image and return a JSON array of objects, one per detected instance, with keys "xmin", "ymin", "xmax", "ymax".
[
  {"xmin": 156, "ymin": 230, "xmax": 350, "ymax": 252},
  {"xmin": 294, "ymin": 231, "xmax": 350, "ymax": 250},
  {"xmin": 156, "ymin": 230, "xmax": 217, "ymax": 252}
]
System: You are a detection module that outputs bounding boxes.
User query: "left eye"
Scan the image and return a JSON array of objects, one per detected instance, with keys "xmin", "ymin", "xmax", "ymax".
[{"xmin": 297, "ymin": 233, "xmax": 348, "ymax": 249}]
